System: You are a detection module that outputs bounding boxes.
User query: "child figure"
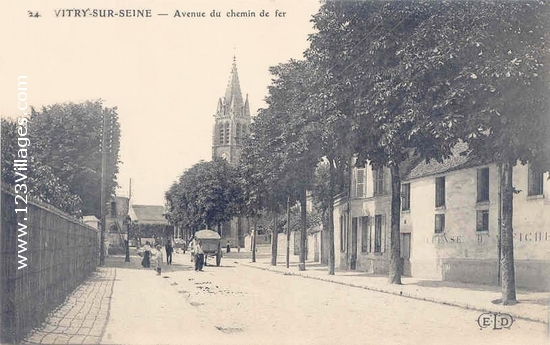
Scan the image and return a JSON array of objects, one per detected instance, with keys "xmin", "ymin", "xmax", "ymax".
[{"xmin": 155, "ymin": 245, "xmax": 163, "ymax": 275}]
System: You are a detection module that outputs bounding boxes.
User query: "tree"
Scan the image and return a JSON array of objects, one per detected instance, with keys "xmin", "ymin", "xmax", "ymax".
[
  {"xmin": 165, "ymin": 158, "xmax": 243, "ymax": 238},
  {"xmin": 29, "ymin": 100, "xmax": 121, "ymax": 217},
  {"xmin": 2, "ymin": 101, "xmax": 120, "ymax": 217},
  {"xmin": 1, "ymin": 115, "xmax": 90, "ymax": 217},
  {"xmin": 240, "ymin": 60, "xmax": 323, "ymax": 269},
  {"xmin": 448, "ymin": 1, "xmax": 550, "ymax": 304}
]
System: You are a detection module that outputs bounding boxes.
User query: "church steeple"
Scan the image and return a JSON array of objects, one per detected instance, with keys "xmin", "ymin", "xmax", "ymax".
[
  {"xmin": 212, "ymin": 57, "xmax": 252, "ymax": 165},
  {"xmin": 224, "ymin": 56, "xmax": 244, "ymax": 111}
]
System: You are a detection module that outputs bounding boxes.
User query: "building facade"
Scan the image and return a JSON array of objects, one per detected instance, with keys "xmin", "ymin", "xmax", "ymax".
[
  {"xmin": 335, "ymin": 150, "xmax": 550, "ymax": 290},
  {"xmin": 211, "ymin": 57, "xmax": 251, "ymax": 247}
]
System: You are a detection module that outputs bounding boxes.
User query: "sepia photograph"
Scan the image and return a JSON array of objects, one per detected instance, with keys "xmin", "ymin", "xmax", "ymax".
[{"xmin": 1, "ymin": 0, "xmax": 549, "ymax": 344}]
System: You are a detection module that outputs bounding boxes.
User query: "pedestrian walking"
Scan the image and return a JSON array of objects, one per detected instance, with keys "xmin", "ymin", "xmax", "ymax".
[
  {"xmin": 194, "ymin": 240, "xmax": 204, "ymax": 271},
  {"xmin": 141, "ymin": 241, "xmax": 152, "ymax": 268},
  {"xmin": 189, "ymin": 238, "xmax": 195, "ymax": 262},
  {"xmin": 165, "ymin": 240, "xmax": 173, "ymax": 265},
  {"xmin": 155, "ymin": 245, "xmax": 163, "ymax": 275}
]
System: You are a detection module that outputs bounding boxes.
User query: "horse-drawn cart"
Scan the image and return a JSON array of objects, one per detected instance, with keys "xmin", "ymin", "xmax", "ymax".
[{"xmin": 194, "ymin": 229, "xmax": 222, "ymax": 266}]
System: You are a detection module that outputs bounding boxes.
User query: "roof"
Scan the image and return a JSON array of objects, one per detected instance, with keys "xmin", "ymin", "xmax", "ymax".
[
  {"xmin": 82, "ymin": 215, "xmax": 99, "ymax": 222},
  {"xmin": 404, "ymin": 142, "xmax": 488, "ymax": 181},
  {"xmin": 130, "ymin": 205, "xmax": 168, "ymax": 225},
  {"xmin": 224, "ymin": 56, "xmax": 244, "ymax": 109}
]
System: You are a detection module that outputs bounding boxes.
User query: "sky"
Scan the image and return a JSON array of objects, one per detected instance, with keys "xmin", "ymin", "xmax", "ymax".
[{"xmin": 1, "ymin": 0, "xmax": 321, "ymax": 207}]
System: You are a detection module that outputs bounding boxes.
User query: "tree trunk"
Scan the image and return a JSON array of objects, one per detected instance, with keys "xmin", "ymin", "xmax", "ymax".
[
  {"xmin": 321, "ymin": 213, "xmax": 329, "ymax": 265},
  {"xmin": 299, "ymin": 188, "xmax": 307, "ymax": 271},
  {"xmin": 252, "ymin": 216, "xmax": 257, "ymax": 263},
  {"xmin": 388, "ymin": 164, "xmax": 402, "ymax": 285},
  {"xmin": 271, "ymin": 211, "xmax": 278, "ymax": 266},
  {"xmin": 500, "ymin": 160, "xmax": 517, "ymax": 305},
  {"xmin": 328, "ymin": 159, "xmax": 336, "ymax": 275}
]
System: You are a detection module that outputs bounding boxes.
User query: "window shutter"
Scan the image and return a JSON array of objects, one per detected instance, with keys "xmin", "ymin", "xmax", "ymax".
[{"xmin": 351, "ymin": 170, "xmax": 357, "ymax": 198}]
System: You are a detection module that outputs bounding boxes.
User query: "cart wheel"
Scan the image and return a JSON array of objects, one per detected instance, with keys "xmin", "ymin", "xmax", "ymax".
[{"xmin": 216, "ymin": 252, "xmax": 221, "ymax": 266}]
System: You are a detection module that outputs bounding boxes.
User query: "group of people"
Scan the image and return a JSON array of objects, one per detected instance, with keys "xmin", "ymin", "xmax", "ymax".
[
  {"xmin": 139, "ymin": 238, "xmax": 205, "ymax": 274},
  {"xmin": 140, "ymin": 240, "xmax": 174, "ymax": 275}
]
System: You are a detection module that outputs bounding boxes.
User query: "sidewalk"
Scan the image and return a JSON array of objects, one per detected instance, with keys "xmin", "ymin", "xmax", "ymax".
[
  {"xmin": 23, "ymin": 252, "xmax": 220, "ymax": 345},
  {"xmin": 24, "ymin": 268, "xmax": 115, "ymax": 344},
  {"xmin": 237, "ymin": 253, "xmax": 550, "ymax": 325}
]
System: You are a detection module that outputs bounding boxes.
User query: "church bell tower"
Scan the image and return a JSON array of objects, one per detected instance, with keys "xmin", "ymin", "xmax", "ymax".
[
  {"xmin": 212, "ymin": 56, "xmax": 251, "ymax": 165},
  {"xmin": 211, "ymin": 57, "xmax": 251, "ymax": 248}
]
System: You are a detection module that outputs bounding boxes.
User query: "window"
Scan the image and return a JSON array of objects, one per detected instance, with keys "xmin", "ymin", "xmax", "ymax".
[
  {"xmin": 528, "ymin": 164, "xmax": 544, "ymax": 196},
  {"xmin": 236, "ymin": 123, "xmax": 242, "ymax": 145},
  {"xmin": 477, "ymin": 167, "xmax": 490, "ymax": 202},
  {"xmin": 224, "ymin": 123, "xmax": 230, "ymax": 144},
  {"xmin": 402, "ymin": 183, "xmax": 411, "ymax": 211},
  {"xmin": 476, "ymin": 210, "xmax": 489, "ymax": 232},
  {"xmin": 374, "ymin": 215, "xmax": 382, "ymax": 253},
  {"xmin": 435, "ymin": 176, "xmax": 445, "ymax": 207},
  {"xmin": 374, "ymin": 167, "xmax": 384, "ymax": 195},
  {"xmin": 435, "ymin": 214, "xmax": 445, "ymax": 233},
  {"xmin": 356, "ymin": 168, "xmax": 366, "ymax": 198},
  {"xmin": 361, "ymin": 216, "xmax": 369, "ymax": 252},
  {"xmin": 340, "ymin": 215, "xmax": 345, "ymax": 252},
  {"xmin": 218, "ymin": 124, "xmax": 224, "ymax": 144},
  {"xmin": 110, "ymin": 201, "xmax": 116, "ymax": 216}
]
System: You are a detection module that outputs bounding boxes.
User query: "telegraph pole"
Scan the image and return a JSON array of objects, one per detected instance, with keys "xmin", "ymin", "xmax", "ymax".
[{"xmin": 99, "ymin": 111, "xmax": 108, "ymax": 266}]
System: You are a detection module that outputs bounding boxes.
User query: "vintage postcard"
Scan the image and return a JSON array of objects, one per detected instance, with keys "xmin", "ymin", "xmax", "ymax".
[{"xmin": 1, "ymin": 0, "xmax": 549, "ymax": 344}]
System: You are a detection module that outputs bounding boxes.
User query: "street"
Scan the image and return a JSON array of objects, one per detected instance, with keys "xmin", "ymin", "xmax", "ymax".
[{"xmin": 98, "ymin": 250, "xmax": 548, "ymax": 345}]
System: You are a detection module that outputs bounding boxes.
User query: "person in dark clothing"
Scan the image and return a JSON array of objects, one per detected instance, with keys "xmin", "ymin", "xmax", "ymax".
[
  {"xmin": 141, "ymin": 241, "xmax": 152, "ymax": 268},
  {"xmin": 194, "ymin": 240, "xmax": 204, "ymax": 271},
  {"xmin": 165, "ymin": 240, "xmax": 173, "ymax": 265}
]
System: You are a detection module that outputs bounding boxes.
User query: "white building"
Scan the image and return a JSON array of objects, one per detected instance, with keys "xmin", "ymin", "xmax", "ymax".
[{"xmin": 335, "ymin": 147, "xmax": 550, "ymax": 290}]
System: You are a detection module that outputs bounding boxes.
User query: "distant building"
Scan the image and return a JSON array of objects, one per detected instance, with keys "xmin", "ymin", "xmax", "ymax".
[
  {"xmin": 105, "ymin": 196, "xmax": 130, "ymax": 254},
  {"xmin": 211, "ymin": 57, "xmax": 251, "ymax": 247},
  {"xmin": 335, "ymin": 144, "xmax": 550, "ymax": 290},
  {"xmin": 129, "ymin": 204, "xmax": 171, "ymax": 243}
]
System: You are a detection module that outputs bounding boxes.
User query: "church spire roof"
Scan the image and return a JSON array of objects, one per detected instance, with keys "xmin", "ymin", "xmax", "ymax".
[{"xmin": 224, "ymin": 56, "xmax": 244, "ymax": 109}]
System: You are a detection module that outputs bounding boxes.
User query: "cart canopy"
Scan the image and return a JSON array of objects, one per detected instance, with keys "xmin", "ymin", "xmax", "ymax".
[{"xmin": 194, "ymin": 229, "xmax": 221, "ymax": 240}]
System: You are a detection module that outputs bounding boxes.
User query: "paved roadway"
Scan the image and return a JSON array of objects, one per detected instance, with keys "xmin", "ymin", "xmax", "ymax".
[{"xmin": 101, "ymin": 251, "xmax": 548, "ymax": 345}]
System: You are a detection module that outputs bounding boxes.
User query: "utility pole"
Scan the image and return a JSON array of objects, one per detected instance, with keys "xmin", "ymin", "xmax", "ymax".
[
  {"xmin": 99, "ymin": 110, "xmax": 108, "ymax": 266},
  {"xmin": 124, "ymin": 216, "xmax": 131, "ymax": 262},
  {"xmin": 286, "ymin": 196, "xmax": 291, "ymax": 269}
]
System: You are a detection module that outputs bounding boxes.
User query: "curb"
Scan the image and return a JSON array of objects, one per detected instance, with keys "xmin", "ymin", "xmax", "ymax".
[{"xmin": 239, "ymin": 261, "xmax": 548, "ymax": 325}]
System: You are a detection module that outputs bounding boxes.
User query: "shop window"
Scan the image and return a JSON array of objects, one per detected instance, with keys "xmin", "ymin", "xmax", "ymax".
[
  {"xmin": 477, "ymin": 167, "xmax": 490, "ymax": 202},
  {"xmin": 528, "ymin": 164, "xmax": 544, "ymax": 196},
  {"xmin": 402, "ymin": 183, "xmax": 410, "ymax": 211},
  {"xmin": 435, "ymin": 176, "xmax": 445, "ymax": 207},
  {"xmin": 435, "ymin": 214, "xmax": 445, "ymax": 234},
  {"xmin": 476, "ymin": 210, "xmax": 489, "ymax": 232}
]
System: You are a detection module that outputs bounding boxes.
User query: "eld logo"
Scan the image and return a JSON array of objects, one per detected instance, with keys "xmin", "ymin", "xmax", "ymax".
[{"xmin": 477, "ymin": 312, "xmax": 514, "ymax": 330}]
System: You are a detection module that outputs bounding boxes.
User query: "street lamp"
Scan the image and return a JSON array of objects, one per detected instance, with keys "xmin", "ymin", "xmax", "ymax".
[{"xmin": 123, "ymin": 215, "xmax": 131, "ymax": 262}]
